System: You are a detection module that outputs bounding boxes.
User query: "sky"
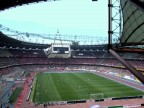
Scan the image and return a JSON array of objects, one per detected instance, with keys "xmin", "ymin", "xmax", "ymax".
[{"xmin": 0, "ymin": 0, "xmax": 109, "ymax": 44}]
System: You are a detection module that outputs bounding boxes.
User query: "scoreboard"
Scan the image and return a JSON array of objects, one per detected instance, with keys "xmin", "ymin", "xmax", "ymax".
[
  {"xmin": 51, "ymin": 43, "xmax": 70, "ymax": 54},
  {"xmin": 53, "ymin": 47, "xmax": 69, "ymax": 54}
]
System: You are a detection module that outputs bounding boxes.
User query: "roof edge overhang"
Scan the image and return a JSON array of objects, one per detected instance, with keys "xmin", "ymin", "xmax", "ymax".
[
  {"xmin": 113, "ymin": 47, "xmax": 144, "ymax": 53},
  {"xmin": 130, "ymin": 0, "xmax": 144, "ymax": 12},
  {"xmin": 121, "ymin": 42, "xmax": 144, "ymax": 46}
]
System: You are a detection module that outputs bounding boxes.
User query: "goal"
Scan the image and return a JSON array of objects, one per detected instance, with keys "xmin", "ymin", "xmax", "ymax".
[{"xmin": 90, "ymin": 93, "xmax": 104, "ymax": 100}]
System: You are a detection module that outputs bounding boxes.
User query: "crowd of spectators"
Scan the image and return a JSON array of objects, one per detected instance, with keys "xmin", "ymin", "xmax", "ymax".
[
  {"xmin": 1, "ymin": 49, "xmax": 144, "ymax": 98},
  {"xmin": 0, "ymin": 49, "xmax": 12, "ymax": 57},
  {"xmin": 72, "ymin": 51, "xmax": 105, "ymax": 58},
  {"xmin": 9, "ymin": 49, "xmax": 46, "ymax": 58},
  {"xmin": 0, "ymin": 49, "xmax": 144, "ymax": 69},
  {"xmin": 0, "ymin": 57, "xmax": 19, "ymax": 67},
  {"xmin": 0, "ymin": 49, "xmax": 144, "ymax": 76}
]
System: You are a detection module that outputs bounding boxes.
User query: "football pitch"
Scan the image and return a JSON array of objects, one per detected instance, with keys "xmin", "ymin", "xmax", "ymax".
[{"xmin": 31, "ymin": 72, "xmax": 144, "ymax": 103}]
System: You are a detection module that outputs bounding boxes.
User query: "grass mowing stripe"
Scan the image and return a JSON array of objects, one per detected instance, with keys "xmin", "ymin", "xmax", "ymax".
[
  {"xmin": 30, "ymin": 76, "xmax": 37, "ymax": 101},
  {"xmin": 93, "ymin": 73, "xmax": 144, "ymax": 97},
  {"xmin": 33, "ymin": 73, "xmax": 39, "ymax": 102},
  {"xmin": 70, "ymin": 73, "xmax": 102, "ymax": 99},
  {"xmin": 73, "ymin": 73, "xmax": 117, "ymax": 98},
  {"xmin": 50, "ymin": 73, "xmax": 62, "ymax": 101},
  {"xmin": 33, "ymin": 73, "xmax": 62, "ymax": 103},
  {"xmin": 51, "ymin": 73, "xmax": 80, "ymax": 100},
  {"xmin": 32, "ymin": 72, "xmax": 144, "ymax": 103},
  {"xmin": 74, "ymin": 73, "xmax": 143, "ymax": 98}
]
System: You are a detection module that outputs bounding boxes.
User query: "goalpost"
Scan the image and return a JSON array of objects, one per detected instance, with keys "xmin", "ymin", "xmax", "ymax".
[{"xmin": 90, "ymin": 93, "xmax": 104, "ymax": 100}]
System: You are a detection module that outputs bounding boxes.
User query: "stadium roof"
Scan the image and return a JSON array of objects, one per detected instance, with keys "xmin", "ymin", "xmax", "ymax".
[
  {"xmin": 0, "ymin": 32, "xmax": 50, "ymax": 49},
  {"xmin": 0, "ymin": 0, "xmax": 57, "ymax": 11},
  {"xmin": 120, "ymin": 0, "xmax": 144, "ymax": 46},
  {"xmin": 1, "ymin": 0, "xmax": 144, "ymax": 47}
]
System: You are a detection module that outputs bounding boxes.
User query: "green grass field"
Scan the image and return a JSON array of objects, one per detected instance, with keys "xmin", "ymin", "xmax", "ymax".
[
  {"xmin": 32, "ymin": 72, "xmax": 144, "ymax": 103},
  {"xmin": 9, "ymin": 87, "xmax": 22, "ymax": 103}
]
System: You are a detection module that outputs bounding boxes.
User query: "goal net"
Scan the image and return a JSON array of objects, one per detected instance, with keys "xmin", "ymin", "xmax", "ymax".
[{"xmin": 90, "ymin": 93, "xmax": 104, "ymax": 100}]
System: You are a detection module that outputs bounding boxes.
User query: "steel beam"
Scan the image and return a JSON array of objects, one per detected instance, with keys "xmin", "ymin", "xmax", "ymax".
[
  {"xmin": 109, "ymin": 49, "xmax": 144, "ymax": 84},
  {"xmin": 108, "ymin": 0, "xmax": 112, "ymax": 51}
]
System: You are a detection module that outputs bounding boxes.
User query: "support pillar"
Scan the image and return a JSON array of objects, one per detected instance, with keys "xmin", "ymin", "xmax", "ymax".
[
  {"xmin": 108, "ymin": 0, "xmax": 112, "ymax": 50},
  {"xmin": 109, "ymin": 49, "xmax": 144, "ymax": 84}
]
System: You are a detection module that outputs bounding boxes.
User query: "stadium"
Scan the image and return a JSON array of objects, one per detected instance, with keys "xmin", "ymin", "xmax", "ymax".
[{"xmin": 0, "ymin": 0, "xmax": 144, "ymax": 108}]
